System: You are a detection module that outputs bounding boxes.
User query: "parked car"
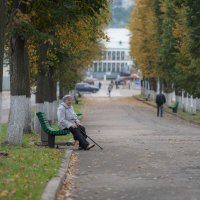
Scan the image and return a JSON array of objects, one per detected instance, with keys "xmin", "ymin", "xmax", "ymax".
[
  {"xmin": 83, "ymin": 78, "xmax": 95, "ymax": 85},
  {"xmin": 75, "ymin": 83, "xmax": 99, "ymax": 93}
]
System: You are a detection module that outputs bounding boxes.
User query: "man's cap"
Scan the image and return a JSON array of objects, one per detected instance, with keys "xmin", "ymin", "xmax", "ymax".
[{"xmin": 62, "ymin": 94, "xmax": 72, "ymax": 101}]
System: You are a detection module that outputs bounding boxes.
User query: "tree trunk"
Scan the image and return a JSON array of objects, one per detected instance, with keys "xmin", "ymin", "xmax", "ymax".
[
  {"xmin": 0, "ymin": 0, "xmax": 7, "ymax": 144},
  {"xmin": 48, "ymin": 67, "xmax": 56, "ymax": 122},
  {"xmin": 7, "ymin": 36, "xmax": 27, "ymax": 144},
  {"xmin": 149, "ymin": 78, "xmax": 157, "ymax": 92},
  {"xmin": 34, "ymin": 43, "xmax": 48, "ymax": 134},
  {"xmin": 59, "ymin": 81, "xmax": 64, "ymax": 100},
  {"xmin": 36, "ymin": 44, "xmax": 48, "ymax": 104},
  {"xmin": 52, "ymin": 81, "xmax": 57, "ymax": 121},
  {"xmin": 7, "ymin": 1, "xmax": 29, "ymax": 144},
  {"xmin": 0, "ymin": 0, "xmax": 7, "ymax": 92},
  {"xmin": 23, "ymin": 46, "xmax": 32, "ymax": 133}
]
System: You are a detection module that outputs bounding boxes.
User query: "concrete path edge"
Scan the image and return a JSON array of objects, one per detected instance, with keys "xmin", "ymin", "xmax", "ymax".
[{"xmin": 40, "ymin": 149, "xmax": 73, "ymax": 200}]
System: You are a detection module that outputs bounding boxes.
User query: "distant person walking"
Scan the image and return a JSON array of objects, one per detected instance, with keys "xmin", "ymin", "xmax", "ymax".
[
  {"xmin": 156, "ymin": 92, "xmax": 166, "ymax": 117},
  {"xmin": 108, "ymin": 83, "xmax": 113, "ymax": 97},
  {"xmin": 115, "ymin": 80, "xmax": 119, "ymax": 89},
  {"xmin": 98, "ymin": 81, "xmax": 102, "ymax": 89}
]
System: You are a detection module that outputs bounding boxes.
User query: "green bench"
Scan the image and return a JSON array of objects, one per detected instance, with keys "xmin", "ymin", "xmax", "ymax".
[
  {"xmin": 36, "ymin": 112, "xmax": 71, "ymax": 148},
  {"xmin": 144, "ymin": 94, "xmax": 150, "ymax": 101},
  {"xmin": 36, "ymin": 111, "xmax": 83, "ymax": 148},
  {"xmin": 168, "ymin": 101, "xmax": 179, "ymax": 113},
  {"xmin": 76, "ymin": 112, "xmax": 82, "ymax": 118}
]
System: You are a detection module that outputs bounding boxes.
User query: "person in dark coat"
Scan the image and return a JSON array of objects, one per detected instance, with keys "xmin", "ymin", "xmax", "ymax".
[
  {"xmin": 156, "ymin": 92, "xmax": 166, "ymax": 117},
  {"xmin": 98, "ymin": 81, "xmax": 102, "ymax": 89}
]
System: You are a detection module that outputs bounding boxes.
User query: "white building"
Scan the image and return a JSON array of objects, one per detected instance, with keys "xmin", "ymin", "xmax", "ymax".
[
  {"xmin": 122, "ymin": 0, "xmax": 134, "ymax": 9},
  {"xmin": 88, "ymin": 28, "xmax": 134, "ymax": 80}
]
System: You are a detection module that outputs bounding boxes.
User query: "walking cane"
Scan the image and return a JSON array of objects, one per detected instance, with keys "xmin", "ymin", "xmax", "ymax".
[{"xmin": 78, "ymin": 127, "xmax": 103, "ymax": 150}]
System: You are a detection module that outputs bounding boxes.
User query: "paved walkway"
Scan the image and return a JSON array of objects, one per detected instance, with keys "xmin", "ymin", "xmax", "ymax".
[{"xmin": 64, "ymin": 94, "xmax": 200, "ymax": 200}]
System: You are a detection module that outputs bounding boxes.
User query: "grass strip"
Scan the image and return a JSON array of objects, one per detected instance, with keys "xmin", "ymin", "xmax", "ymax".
[{"xmin": 0, "ymin": 101, "xmax": 82, "ymax": 200}]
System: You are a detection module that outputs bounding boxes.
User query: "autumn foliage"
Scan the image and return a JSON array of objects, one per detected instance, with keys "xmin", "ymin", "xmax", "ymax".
[{"xmin": 129, "ymin": 0, "xmax": 200, "ymax": 96}]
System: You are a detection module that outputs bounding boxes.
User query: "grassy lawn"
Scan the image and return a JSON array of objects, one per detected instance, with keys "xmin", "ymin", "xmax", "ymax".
[{"xmin": 0, "ymin": 101, "xmax": 82, "ymax": 200}]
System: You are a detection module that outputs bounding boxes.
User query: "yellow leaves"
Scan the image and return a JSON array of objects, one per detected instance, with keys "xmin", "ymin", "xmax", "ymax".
[
  {"xmin": 21, "ymin": 0, "xmax": 32, "ymax": 6},
  {"xmin": 0, "ymin": 190, "xmax": 16, "ymax": 198},
  {"xmin": 173, "ymin": 6, "xmax": 190, "ymax": 58},
  {"xmin": 44, "ymin": 38, "xmax": 54, "ymax": 46},
  {"xmin": 14, "ymin": 9, "xmax": 31, "ymax": 25},
  {"xmin": 129, "ymin": 0, "xmax": 160, "ymax": 78},
  {"xmin": 30, "ymin": 10, "xmax": 36, "ymax": 17}
]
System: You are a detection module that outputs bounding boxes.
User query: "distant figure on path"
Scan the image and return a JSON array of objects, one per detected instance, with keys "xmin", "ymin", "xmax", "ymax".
[
  {"xmin": 115, "ymin": 80, "xmax": 119, "ymax": 89},
  {"xmin": 98, "ymin": 81, "xmax": 102, "ymax": 89},
  {"xmin": 108, "ymin": 83, "xmax": 113, "ymax": 97},
  {"xmin": 156, "ymin": 92, "xmax": 166, "ymax": 117}
]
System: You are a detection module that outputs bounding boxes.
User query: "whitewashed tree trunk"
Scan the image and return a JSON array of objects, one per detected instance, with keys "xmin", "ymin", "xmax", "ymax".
[
  {"xmin": 23, "ymin": 97, "xmax": 32, "ymax": 133},
  {"xmin": 196, "ymin": 98, "xmax": 200, "ymax": 111},
  {"xmin": 141, "ymin": 86, "xmax": 145, "ymax": 95},
  {"xmin": 184, "ymin": 94, "xmax": 189, "ymax": 112},
  {"xmin": 172, "ymin": 91, "xmax": 176, "ymax": 102},
  {"xmin": 49, "ymin": 102, "xmax": 54, "ymax": 122},
  {"xmin": 187, "ymin": 95, "xmax": 196, "ymax": 114},
  {"xmin": 157, "ymin": 79, "xmax": 160, "ymax": 94},
  {"xmin": 0, "ymin": 92, "xmax": 2, "ymax": 144},
  {"xmin": 165, "ymin": 92, "xmax": 173, "ymax": 106},
  {"xmin": 42, "ymin": 102, "xmax": 52, "ymax": 145},
  {"xmin": 150, "ymin": 90, "xmax": 156, "ymax": 101},
  {"xmin": 7, "ymin": 96, "xmax": 26, "ymax": 144},
  {"xmin": 53, "ymin": 100, "xmax": 58, "ymax": 121},
  {"xmin": 44, "ymin": 102, "xmax": 51, "ymax": 121},
  {"xmin": 192, "ymin": 97, "xmax": 197, "ymax": 114},
  {"xmin": 176, "ymin": 96, "xmax": 182, "ymax": 109},
  {"xmin": 181, "ymin": 90, "xmax": 184, "ymax": 110},
  {"xmin": 34, "ymin": 103, "xmax": 44, "ymax": 133}
]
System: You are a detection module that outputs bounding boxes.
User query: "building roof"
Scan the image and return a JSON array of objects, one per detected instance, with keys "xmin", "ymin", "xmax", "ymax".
[{"xmin": 104, "ymin": 28, "xmax": 131, "ymax": 49}]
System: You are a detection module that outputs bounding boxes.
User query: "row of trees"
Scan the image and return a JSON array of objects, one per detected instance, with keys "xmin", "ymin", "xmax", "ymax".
[
  {"xmin": 129, "ymin": 0, "xmax": 200, "ymax": 96},
  {"xmin": 0, "ymin": 0, "xmax": 110, "ymax": 144}
]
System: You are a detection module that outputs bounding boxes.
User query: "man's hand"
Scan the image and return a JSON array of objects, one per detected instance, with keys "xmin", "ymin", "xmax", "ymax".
[
  {"xmin": 71, "ymin": 123, "xmax": 78, "ymax": 128},
  {"xmin": 75, "ymin": 121, "xmax": 82, "ymax": 126}
]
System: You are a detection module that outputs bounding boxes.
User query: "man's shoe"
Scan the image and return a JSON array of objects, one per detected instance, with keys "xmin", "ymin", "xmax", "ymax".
[{"xmin": 86, "ymin": 144, "xmax": 95, "ymax": 150}]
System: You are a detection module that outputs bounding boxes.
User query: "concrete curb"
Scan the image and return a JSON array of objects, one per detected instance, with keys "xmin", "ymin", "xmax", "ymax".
[
  {"xmin": 40, "ymin": 150, "xmax": 73, "ymax": 200},
  {"xmin": 134, "ymin": 96, "xmax": 200, "ymax": 126}
]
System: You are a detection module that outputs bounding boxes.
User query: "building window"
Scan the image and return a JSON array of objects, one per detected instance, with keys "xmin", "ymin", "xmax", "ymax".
[
  {"xmin": 121, "ymin": 63, "xmax": 124, "ymax": 72},
  {"xmin": 108, "ymin": 51, "xmax": 111, "ymax": 60},
  {"xmin": 112, "ymin": 51, "xmax": 116, "ymax": 60},
  {"xmin": 117, "ymin": 63, "xmax": 120, "ymax": 72},
  {"xmin": 103, "ymin": 51, "xmax": 106, "ymax": 60},
  {"xmin": 103, "ymin": 63, "xmax": 106, "ymax": 72},
  {"xmin": 94, "ymin": 63, "xmax": 97, "ymax": 72},
  {"xmin": 99, "ymin": 62, "xmax": 102, "ymax": 72},
  {"xmin": 112, "ymin": 63, "xmax": 115, "ymax": 72},
  {"xmin": 124, "ymin": 63, "xmax": 128, "ymax": 71},
  {"xmin": 117, "ymin": 51, "xmax": 120, "ymax": 60},
  {"xmin": 108, "ymin": 63, "xmax": 111, "ymax": 72},
  {"xmin": 121, "ymin": 51, "xmax": 125, "ymax": 60}
]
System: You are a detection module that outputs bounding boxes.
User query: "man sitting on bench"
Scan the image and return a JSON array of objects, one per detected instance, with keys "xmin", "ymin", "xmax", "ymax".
[{"xmin": 57, "ymin": 95, "xmax": 95, "ymax": 150}]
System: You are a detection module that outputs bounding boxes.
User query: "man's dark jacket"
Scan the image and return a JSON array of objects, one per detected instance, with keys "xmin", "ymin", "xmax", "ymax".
[{"xmin": 156, "ymin": 94, "xmax": 166, "ymax": 106}]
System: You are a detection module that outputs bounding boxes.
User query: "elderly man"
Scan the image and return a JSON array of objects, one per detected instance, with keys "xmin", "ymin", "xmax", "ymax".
[{"xmin": 57, "ymin": 95, "xmax": 95, "ymax": 150}]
